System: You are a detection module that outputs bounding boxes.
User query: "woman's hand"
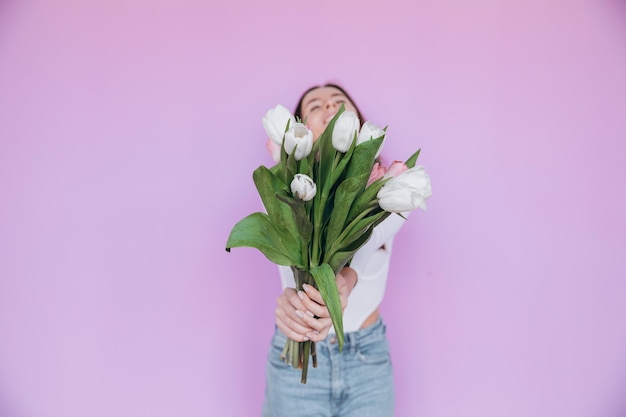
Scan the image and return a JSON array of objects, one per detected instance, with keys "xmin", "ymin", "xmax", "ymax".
[{"xmin": 275, "ymin": 267, "xmax": 358, "ymax": 342}]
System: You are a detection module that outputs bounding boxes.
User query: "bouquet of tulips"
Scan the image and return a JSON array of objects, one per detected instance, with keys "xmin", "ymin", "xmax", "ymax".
[{"xmin": 226, "ymin": 103, "xmax": 431, "ymax": 383}]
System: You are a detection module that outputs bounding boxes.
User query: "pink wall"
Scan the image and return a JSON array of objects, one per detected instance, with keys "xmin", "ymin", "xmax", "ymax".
[{"xmin": 1, "ymin": 0, "xmax": 625, "ymax": 416}]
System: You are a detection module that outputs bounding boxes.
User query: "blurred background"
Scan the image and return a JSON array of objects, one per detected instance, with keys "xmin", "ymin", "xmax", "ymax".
[{"xmin": 1, "ymin": 0, "xmax": 625, "ymax": 416}]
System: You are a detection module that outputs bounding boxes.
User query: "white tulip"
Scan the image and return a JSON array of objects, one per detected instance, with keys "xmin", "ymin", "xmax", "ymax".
[
  {"xmin": 283, "ymin": 123, "xmax": 314, "ymax": 161},
  {"xmin": 356, "ymin": 121, "xmax": 386, "ymax": 157},
  {"xmin": 262, "ymin": 104, "xmax": 296, "ymax": 145},
  {"xmin": 377, "ymin": 166, "xmax": 432, "ymax": 212},
  {"xmin": 332, "ymin": 111, "xmax": 360, "ymax": 153},
  {"xmin": 290, "ymin": 174, "xmax": 317, "ymax": 201}
]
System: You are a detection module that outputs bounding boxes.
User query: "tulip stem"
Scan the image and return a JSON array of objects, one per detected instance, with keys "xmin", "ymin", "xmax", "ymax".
[{"xmin": 333, "ymin": 151, "xmax": 341, "ymax": 173}]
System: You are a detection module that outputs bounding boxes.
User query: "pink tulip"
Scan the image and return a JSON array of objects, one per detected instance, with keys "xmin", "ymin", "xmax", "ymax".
[
  {"xmin": 367, "ymin": 162, "xmax": 387, "ymax": 186},
  {"xmin": 383, "ymin": 161, "xmax": 408, "ymax": 179}
]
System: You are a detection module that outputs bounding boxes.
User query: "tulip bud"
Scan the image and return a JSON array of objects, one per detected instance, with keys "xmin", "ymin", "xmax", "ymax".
[
  {"xmin": 290, "ymin": 174, "xmax": 317, "ymax": 201},
  {"xmin": 262, "ymin": 104, "xmax": 296, "ymax": 145},
  {"xmin": 377, "ymin": 166, "xmax": 432, "ymax": 212},
  {"xmin": 356, "ymin": 121, "xmax": 386, "ymax": 157},
  {"xmin": 383, "ymin": 161, "xmax": 408, "ymax": 179},
  {"xmin": 332, "ymin": 111, "xmax": 360, "ymax": 153},
  {"xmin": 283, "ymin": 123, "xmax": 314, "ymax": 161},
  {"xmin": 367, "ymin": 162, "xmax": 387, "ymax": 187}
]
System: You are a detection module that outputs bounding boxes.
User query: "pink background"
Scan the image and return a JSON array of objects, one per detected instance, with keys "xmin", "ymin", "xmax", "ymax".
[{"xmin": 1, "ymin": 0, "xmax": 626, "ymax": 416}]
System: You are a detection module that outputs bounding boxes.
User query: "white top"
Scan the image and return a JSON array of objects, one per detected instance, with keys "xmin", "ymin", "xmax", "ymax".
[{"xmin": 278, "ymin": 212, "xmax": 408, "ymax": 333}]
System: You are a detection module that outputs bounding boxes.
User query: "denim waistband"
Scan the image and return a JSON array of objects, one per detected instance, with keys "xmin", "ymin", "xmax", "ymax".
[
  {"xmin": 272, "ymin": 317, "xmax": 387, "ymax": 353},
  {"xmin": 316, "ymin": 317, "xmax": 386, "ymax": 352}
]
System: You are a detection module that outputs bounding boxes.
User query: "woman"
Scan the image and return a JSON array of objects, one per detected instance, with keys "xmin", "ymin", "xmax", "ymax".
[{"xmin": 262, "ymin": 83, "xmax": 408, "ymax": 417}]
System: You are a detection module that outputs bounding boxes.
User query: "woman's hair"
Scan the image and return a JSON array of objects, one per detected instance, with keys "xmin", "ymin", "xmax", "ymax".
[{"xmin": 293, "ymin": 83, "xmax": 365, "ymax": 124}]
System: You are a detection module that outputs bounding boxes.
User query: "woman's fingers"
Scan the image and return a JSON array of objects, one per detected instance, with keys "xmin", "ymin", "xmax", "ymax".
[
  {"xmin": 276, "ymin": 316, "xmax": 311, "ymax": 342},
  {"xmin": 302, "ymin": 283, "xmax": 323, "ymax": 303},
  {"xmin": 302, "ymin": 278, "xmax": 349, "ymax": 313},
  {"xmin": 305, "ymin": 318, "xmax": 332, "ymax": 342},
  {"xmin": 275, "ymin": 288, "xmax": 327, "ymax": 339},
  {"xmin": 300, "ymin": 283, "xmax": 334, "ymax": 316},
  {"xmin": 275, "ymin": 290, "xmax": 312, "ymax": 333},
  {"xmin": 274, "ymin": 283, "xmax": 344, "ymax": 342}
]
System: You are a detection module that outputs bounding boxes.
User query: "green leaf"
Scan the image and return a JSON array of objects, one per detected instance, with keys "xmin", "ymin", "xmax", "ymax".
[
  {"xmin": 345, "ymin": 211, "xmax": 388, "ymax": 244},
  {"xmin": 286, "ymin": 150, "xmax": 298, "ymax": 182},
  {"xmin": 225, "ymin": 212, "xmax": 302, "ymax": 267},
  {"xmin": 327, "ymin": 139, "xmax": 355, "ymax": 189},
  {"xmin": 253, "ymin": 166, "xmax": 298, "ymax": 234},
  {"xmin": 325, "ymin": 228, "xmax": 376, "ymax": 274},
  {"xmin": 269, "ymin": 162, "xmax": 283, "ymax": 177},
  {"xmin": 344, "ymin": 137, "xmax": 383, "ymax": 180},
  {"xmin": 346, "ymin": 176, "xmax": 389, "ymax": 223},
  {"xmin": 405, "ymin": 148, "xmax": 421, "ymax": 168},
  {"xmin": 316, "ymin": 105, "xmax": 345, "ymax": 190},
  {"xmin": 326, "ymin": 212, "xmax": 401, "ymax": 272},
  {"xmin": 325, "ymin": 173, "xmax": 369, "ymax": 248},
  {"xmin": 298, "ymin": 154, "xmax": 311, "ymax": 178},
  {"xmin": 324, "ymin": 210, "xmax": 391, "ymax": 270},
  {"xmin": 310, "ymin": 263, "xmax": 345, "ymax": 350},
  {"xmin": 275, "ymin": 190, "xmax": 313, "ymax": 244},
  {"xmin": 309, "ymin": 106, "xmax": 345, "ymax": 265}
]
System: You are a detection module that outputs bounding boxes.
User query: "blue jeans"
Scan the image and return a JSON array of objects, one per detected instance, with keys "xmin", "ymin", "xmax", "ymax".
[{"xmin": 262, "ymin": 318, "xmax": 394, "ymax": 417}]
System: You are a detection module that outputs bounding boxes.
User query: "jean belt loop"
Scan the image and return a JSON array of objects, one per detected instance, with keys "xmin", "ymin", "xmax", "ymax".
[{"xmin": 349, "ymin": 332, "xmax": 357, "ymax": 355}]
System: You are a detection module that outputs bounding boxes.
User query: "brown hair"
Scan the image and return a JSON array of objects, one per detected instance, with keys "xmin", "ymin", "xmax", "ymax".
[{"xmin": 293, "ymin": 83, "xmax": 365, "ymax": 124}]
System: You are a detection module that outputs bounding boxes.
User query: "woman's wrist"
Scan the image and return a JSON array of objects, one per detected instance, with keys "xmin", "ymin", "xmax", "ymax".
[{"xmin": 341, "ymin": 267, "xmax": 358, "ymax": 292}]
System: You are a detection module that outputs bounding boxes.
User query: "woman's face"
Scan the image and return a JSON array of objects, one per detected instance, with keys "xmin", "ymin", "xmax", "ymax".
[{"xmin": 299, "ymin": 86, "xmax": 358, "ymax": 140}]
